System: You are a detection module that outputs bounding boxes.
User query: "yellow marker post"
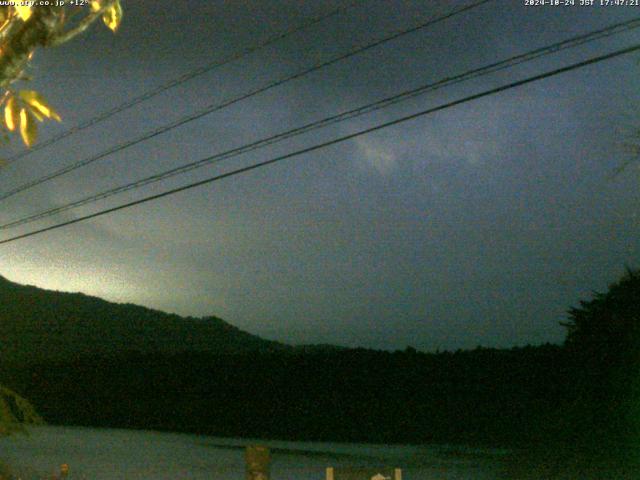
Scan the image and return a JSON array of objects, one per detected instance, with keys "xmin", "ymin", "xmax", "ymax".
[{"xmin": 246, "ymin": 445, "xmax": 270, "ymax": 480}]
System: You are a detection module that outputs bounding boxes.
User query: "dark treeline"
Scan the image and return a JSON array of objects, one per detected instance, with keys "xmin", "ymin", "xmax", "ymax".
[
  {"xmin": 0, "ymin": 343, "xmax": 622, "ymax": 446},
  {"xmin": 0, "ymin": 269, "xmax": 637, "ymax": 449}
]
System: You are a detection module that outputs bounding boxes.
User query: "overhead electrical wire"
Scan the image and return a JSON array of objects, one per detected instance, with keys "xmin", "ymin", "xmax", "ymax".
[
  {"xmin": 1, "ymin": 42, "xmax": 638, "ymax": 246},
  {"xmin": 1, "ymin": 17, "xmax": 639, "ymax": 232},
  {"xmin": 0, "ymin": 0, "xmax": 492, "ymax": 202},
  {"xmin": 2, "ymin": 0, "xmax": 366, "ymax": 166}
]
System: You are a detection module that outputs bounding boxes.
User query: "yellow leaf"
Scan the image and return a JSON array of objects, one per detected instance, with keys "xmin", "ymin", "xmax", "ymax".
[
  {"xmin": 14, "ymin": 6, "xmax": 32, "ymax": 21},
  {"xmin": 18, "ymin": 90, "xmax": 61, "ymax": 121},
  {"xmin": 19, "ymin": 108, "xmax": 37, "ymax": 147},
  {"xmin": 90, "ymin": 1, "xmax": 101, "ymax": 12},
  {"xmin": 4, "ymin": 96, "xmax": 19, "ymax": 131},
  {"xmin": 102, "ymin": 1, "xmax": 122, "ymax": 32}
]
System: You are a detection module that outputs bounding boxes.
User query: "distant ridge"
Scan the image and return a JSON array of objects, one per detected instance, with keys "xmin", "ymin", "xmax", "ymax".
[{"xmin": 0, "ymin": 274, "xmax": 288, "ymax": 363}]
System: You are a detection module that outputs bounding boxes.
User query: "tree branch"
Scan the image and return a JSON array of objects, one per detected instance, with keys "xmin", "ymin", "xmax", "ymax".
[
  {"xmin": 0, "ymin": 7, "xmax": 64, "ymax": 88},
  {"xmin": 49, "ymin": 1, "xmax": 117, "ymax": 47}
]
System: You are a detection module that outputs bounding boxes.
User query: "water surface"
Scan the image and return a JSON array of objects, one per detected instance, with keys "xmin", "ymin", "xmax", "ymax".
[{"xmin": 0, "ymin": 426, "xmax": 508, "ymax": 479}]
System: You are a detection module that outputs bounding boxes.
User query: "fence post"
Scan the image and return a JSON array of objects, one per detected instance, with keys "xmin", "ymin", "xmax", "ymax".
[{"xmin": 246, "ymin": 445, "xmax": 270, "ymax": 480}]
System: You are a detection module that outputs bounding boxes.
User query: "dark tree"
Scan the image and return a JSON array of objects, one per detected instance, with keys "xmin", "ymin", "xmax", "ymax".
[
  {"xmin": 562, "ymin": 268, "xmax": 640, "ymax": 443},
  {"xmin": 564, "ymin": 268, "xmax": 639, "ymax": 359}
]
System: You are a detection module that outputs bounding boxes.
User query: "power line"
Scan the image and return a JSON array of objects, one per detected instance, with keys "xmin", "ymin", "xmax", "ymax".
[
  {"xmin": 2, "ymin": 0, "xmax": 365, "ymax": 166},
  {"xmin": 1, "ymin": 42, "xmax": 638, "ymax": 246},
  {"xmin": 2, "ymin": 17, "xmax": 638, "ymax": 232},
  {"xmin": 0, "ymin": 0, "xmax": 492, "ymax": 202}
]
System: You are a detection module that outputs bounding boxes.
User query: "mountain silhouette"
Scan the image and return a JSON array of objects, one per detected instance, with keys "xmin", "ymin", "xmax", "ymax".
[{"xmin": 0, "ymin": 274, "xmax": 287, "ymax": 363}]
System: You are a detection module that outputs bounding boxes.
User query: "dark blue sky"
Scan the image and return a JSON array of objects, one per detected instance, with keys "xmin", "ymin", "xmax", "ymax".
[{"xmin": 1, "ymin": 0, "xmax": 639, "ymax": 351}]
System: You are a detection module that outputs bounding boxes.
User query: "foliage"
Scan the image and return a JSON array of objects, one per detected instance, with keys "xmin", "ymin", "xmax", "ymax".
[
  {"xmin": 2, "ymin": 347, "xmax": 571, "ymax": 446},
  {"xmin": 0, "ymin": 1, "xmax": 122, "ymax": 148},
  {"xmin": 0, "ymin": 386, "xmax": 42, "ymax": 436},
  {"xmin": 563, "ymin": 267, "xmax": 639, "ymax": 362},
  {"xmin": 561, "ymin": 267, "xmax": 640, "ymax": 442}
]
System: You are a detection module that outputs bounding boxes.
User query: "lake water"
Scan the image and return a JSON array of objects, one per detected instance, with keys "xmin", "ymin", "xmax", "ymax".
[{"xmin": 0, "ymin": 426, "xmax": 509, "ymax": 479}]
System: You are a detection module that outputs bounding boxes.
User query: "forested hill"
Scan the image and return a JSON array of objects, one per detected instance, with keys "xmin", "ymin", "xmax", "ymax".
[
  {"xmin": 3, "ymin": 346, "xmax": 570, "ymax": 446},
  {"xmin": 0, "ymin": 274, "xmax": 287, "ymax": 362},
  {"xmin": 0, "ymin": 270, "xmax": 637, "ymax": 452}
]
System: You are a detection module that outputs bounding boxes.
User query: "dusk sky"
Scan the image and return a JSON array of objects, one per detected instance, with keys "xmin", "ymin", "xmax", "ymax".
[{"xmin": 1, "ymin": 0, "xmax": 639, "ymax": 351}]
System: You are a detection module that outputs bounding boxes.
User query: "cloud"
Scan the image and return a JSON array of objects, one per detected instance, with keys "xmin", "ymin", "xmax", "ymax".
[{"xmin": 355, "ymin": 136, "xmax": 398, "ymax": 175}]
